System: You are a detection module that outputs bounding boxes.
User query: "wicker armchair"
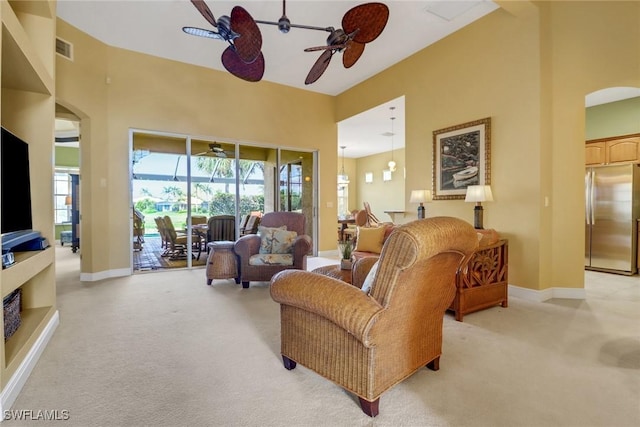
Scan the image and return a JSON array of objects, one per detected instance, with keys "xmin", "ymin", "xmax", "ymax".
[
  {"xmin": 234, "ymin": 211, "xmax": 312, "ymax": 289},
  {"xmin": 270, "ymin": 217, "xmax": 478, "ymax": 417}
]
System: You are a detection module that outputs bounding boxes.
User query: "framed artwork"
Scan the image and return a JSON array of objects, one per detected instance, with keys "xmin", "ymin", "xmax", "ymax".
[
  {"xmin": 365, "ymin": 172, "xmax": 373, "ymax": 183},
  {"xmin": 432, "ymin": 117, "xmax": 491, "ymax": 200},
  {"xmin": 382, "ymin": 169, "xmax": 392, "ymax": 181}
]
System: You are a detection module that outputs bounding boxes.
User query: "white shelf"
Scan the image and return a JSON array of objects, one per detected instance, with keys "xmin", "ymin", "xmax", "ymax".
[
  {"xmin": 1, "ymin": 1, "xmax": 54, "ymax": 95},
  {"xmin": 1, "ymin": 248, "xmax": 54, "ymax": 298},
  {"xmin": 0, "ymin": 0, "xmax": 56, "ymax": 397}
]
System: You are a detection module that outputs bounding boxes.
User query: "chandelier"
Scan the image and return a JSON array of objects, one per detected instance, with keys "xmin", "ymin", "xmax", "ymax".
[
  {"xmin": 388, "ymin": 107, "xmax": 397, "ymax": 172},
  {"xmin": 338, "ymin": 145, "xmax": 350, "ymax": 184}
]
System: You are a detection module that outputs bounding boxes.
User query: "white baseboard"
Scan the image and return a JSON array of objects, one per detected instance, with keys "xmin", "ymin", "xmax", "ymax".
[
  {"xmin": 0, "ymin": 311, "xmax": 60, "ymax": 418},
  {"xmin": 80, "ymin": 268, "xmax": 130, "ymax": 282},
  {"xmin": 509, "ymin": 284, "xmax": 586, "ymax": 302}
]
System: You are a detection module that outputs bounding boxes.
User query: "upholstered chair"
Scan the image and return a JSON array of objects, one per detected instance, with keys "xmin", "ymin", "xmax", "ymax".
[
  {"xmin": 270, "ymin": 217, "xmax": 478, "ymax": 417},
  {"xmin": 234, "ymin": 211, "xmax": 312, "ymax": 289}
]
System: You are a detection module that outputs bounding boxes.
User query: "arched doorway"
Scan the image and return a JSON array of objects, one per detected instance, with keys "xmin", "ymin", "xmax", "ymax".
[{"xmin": 584, "ymin": 86, "xmax": 640, "ymax": 275}]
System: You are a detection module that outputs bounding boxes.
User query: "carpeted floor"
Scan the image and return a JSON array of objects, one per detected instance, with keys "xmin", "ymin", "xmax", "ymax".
[{"xmin": 3, "ymin": 247, "xmax": 639, "ymax": 427}]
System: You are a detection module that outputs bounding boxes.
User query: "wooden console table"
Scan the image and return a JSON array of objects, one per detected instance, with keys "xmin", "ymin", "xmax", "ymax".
[{"xmin": 449, "ymin": 239, "xmax": 508, "ymax": 322}]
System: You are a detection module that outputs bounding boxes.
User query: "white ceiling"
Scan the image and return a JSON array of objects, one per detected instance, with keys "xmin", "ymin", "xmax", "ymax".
[
  {"xmin": 54, "ymin": 1, "xmax": 640, "ymax": 158},
  {"xmin": 56, "ymin": 0, "xmax": 500, "ymax": 96},
  {"xmin": 55, "ymin": 0, "xmax": 500, "ymax": 156}
]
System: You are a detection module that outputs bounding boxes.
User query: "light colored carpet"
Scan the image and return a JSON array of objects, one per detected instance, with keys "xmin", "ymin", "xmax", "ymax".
[{"xmin": 3, "ymin": 247, "xmax": 639, "ymax": 427}]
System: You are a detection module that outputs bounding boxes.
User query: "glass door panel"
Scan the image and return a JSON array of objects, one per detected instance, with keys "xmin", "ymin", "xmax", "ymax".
[
  {"xmin": 190, "ymin": 139, "xmax": 236, "ymax": 255},
  {"xmin": 132, "ymin": 134, "xmax": 193, "ymax": 270},
  {"xmin": 280, "ymin": 149, "xmax": 315, "ymax": 252}
]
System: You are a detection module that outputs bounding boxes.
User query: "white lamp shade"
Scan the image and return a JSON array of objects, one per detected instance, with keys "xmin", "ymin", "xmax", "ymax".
[
  {"xmin": 410, "ymin": 189, "xmax": 433, "ymax": 203},
  {"xmin": 465, "ymin": 185, "xmax": 494, "ymax": 202},
  {"xmin": 388, "ymin": 160, "xmax": 397, "ymax": 172}
]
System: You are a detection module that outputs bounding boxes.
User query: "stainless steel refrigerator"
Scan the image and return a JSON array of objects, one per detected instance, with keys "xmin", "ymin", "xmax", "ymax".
[{"xmin": 585, "ymin": 163, "xmax": 640, "ymax": 274}]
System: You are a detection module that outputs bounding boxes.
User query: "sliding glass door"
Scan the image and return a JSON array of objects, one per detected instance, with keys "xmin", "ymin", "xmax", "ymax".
[{"xmin": 131, "ymin": 131, "xmax": 317, "ymax": 272}]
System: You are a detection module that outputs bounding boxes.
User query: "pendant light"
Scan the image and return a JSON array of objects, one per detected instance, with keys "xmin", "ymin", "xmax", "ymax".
[
  {"xmin": 388, "ymin": 107, "xmax": 397, "ymax": 172},
  {"xmin": 338, "ymin": 145, "xmax": 350, "ymax": 184}
]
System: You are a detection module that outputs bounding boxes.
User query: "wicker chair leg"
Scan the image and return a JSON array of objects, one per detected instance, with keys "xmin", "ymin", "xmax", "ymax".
[
  {"xmin": 242, "ymin": 281, "xmax": 250, "ymax": 289},
  {"xmin": 426, "ymin": 356, "xmax": 440, "ymax": 371},
  {"xmin": 207, "ymin": 279, "xmax": 212, "ymax": 286},
  {"xmin": 358, "ymin": 397, "xmax": 379, "ymax": 417},
  {"xmin": 282, "ymin": 356, "xmax": 296, "ymax": 370}
]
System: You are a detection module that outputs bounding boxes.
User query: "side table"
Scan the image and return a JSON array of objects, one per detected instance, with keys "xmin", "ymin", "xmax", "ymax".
[
  {"xmin": 449, "ymin": 239, "xmax": 508, "ymax": 321},
  {"xmin": 206, "ymin": 241, "xmax": 240, "ymax": 285}
]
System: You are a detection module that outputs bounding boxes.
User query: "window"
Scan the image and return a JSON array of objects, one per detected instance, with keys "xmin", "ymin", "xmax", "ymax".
[
  {"xmin": 54, "ymin": 171, "xmax": 73, "ymax": 224},
  {"xmin": 337, "ymin": 183, "xmax": 349, "ymax": 218}
]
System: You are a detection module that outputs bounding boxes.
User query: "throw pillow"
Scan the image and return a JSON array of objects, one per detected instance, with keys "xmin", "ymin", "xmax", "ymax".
[
  {"xmin": 361, "ymin": 260, "xmax": 380, "ymax": 293},
  {"xmin": 354, "ymin": 226, "xmax": 386, "ymax": 254},
  {"xmin": 271, "ymin": 229, "xmax": 298, "ymax": 254},
  {"xmin": 258, "ymin": 225, "xmax": 287, "ymax": 254}
]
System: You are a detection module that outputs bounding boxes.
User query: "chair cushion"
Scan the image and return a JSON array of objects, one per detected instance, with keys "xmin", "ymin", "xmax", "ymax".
[
  {"xmin": 354, "ymin": 226, "xmax": 386, "ymax": 254},
  {"xmin": 258, "ymin": 225, "xmax": 287, "ymax": 254},
  {"xmin": 361, "ymin": 260, "xmax": 379, "ymax": 293},
  {"xmin": 249, "ymin": 253, "xmax": 294, "ymax": 266},
  {"xmin": 271, "ymin": 229, "xmax": 298, "ymax": 254}
]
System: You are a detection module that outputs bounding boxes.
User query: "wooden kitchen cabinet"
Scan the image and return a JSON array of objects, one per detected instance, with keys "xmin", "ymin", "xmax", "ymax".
[
  {"xmin": 586, "ymin": 134, "xmax": 640, "ymax": 165},
  {"xmin": 585, "ymin": 142, "xmax": 606, "ymax": 165},
  {"xmin": 607, "ymin": 136, "xmax": 640, "ymax": 163}
]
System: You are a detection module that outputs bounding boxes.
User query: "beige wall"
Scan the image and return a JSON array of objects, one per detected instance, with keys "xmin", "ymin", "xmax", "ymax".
[
  {"xmin": 56, "ymin": 20, "xmax": 337, "ymax": 275},
  {"xmin": 55, "ymin": 1, "xmax": 640, "ymax": 292},
  {"xmin": 335, "ymin": 1, "xmax": 640, "ymax": 291},
  {"xmin": 355, "ymin": 148, "xmax": 406, "ymax": 222}
]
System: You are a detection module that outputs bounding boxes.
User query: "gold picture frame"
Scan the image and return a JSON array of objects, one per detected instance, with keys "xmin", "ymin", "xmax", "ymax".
[{"xmin": 432, "ymin": 117, "xmax": 491, "ymax": 200}]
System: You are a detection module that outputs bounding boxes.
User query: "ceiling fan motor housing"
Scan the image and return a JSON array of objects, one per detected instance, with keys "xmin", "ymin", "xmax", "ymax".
[
  {"xmin": 216, "ymin": 15, "xmax": 239, "ymax": 41},
  {"xmin": 327, "ymin": 29, "xmax": 349, "ymax": 48},
  {"xmin": 278, "ymin": 15, "xmax": 291, "ymax": 33}
]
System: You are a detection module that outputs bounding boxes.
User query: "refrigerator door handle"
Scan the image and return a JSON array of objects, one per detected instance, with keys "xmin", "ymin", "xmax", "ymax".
[
  {"xmin": 590, "ymin": 169, "xmax": 596, "ymax": 225},
  {"xmin": 585, "ymin": 170, "xmax": 591, "ymax": 225}
]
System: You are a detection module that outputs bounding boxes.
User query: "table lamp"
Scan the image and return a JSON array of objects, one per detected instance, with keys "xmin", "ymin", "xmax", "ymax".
[
  {"xmin": 409, "ymin": 189, "xmax": 432, "ymax": 219},
  {"xmin": 465, "ymin": 185, "xmax": 493, "ymax": 229}
]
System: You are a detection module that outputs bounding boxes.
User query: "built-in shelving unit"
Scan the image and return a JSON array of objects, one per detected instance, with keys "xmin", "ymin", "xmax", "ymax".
[{"xmin": 0, "ymin": 0, "xmax": 58, "ymax": 411}]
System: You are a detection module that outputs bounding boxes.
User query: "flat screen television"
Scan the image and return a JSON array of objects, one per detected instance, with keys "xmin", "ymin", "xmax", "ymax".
[{"xmin": 1, "ymin": 127, "xmax": 33, "ymax": 235}]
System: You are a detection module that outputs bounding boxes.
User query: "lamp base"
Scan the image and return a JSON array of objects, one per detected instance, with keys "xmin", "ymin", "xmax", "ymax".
[
  {"xmin": 417, "ymin": 205, "xmax": 425, "ymax": 219},
  {"xmin": 473, "ymin": 205, "xmax": 484, "ymax": 229}
]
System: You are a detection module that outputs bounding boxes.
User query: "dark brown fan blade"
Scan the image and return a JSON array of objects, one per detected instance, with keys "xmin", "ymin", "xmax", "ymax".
[
  {"xmin": 190, "ymin": 0, "xmax": 217, "ymax": 27},
  {"xmin": 305, "ymin": 49, "xmax": 333, "ymax": 85},
  {"xmin": 222, "ymin": 47, "xmax": 264, "ymax": 82},
  {"xmin": 230, "ymin": 6, "xmax": 262, "ymax": 64},
  {"xmin": 342, "ymin": 3, "xmax": 389, "ymax": 44},
  {"xmin": 304, "ymin": 43, "xmax": 349, "ymax": 53},
  {"xmin": 343, "ymin": 41, "xmax": 365, "ymax": 68}
]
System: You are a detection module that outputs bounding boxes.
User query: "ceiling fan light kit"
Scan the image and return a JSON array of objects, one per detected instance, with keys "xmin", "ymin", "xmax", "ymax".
[{"xmin": 183, "ymin": 0, "xmax": 389, "ymax": 84}]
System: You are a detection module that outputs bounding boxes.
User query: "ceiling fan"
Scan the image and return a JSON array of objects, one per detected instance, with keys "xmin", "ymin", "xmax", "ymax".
[
  {"xmin": 182, "ymin": 0, "xmax": 264, "ymax": 82},
  {"xmin": 255, "ymin": 1, "xmax": 389, "ymax": 85},
  {"xmin": 195, "ymin": 143, "xmax": 231, "ymax": 158}
]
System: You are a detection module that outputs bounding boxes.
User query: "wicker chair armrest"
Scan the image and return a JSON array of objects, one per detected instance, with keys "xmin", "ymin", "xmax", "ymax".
[
  {"xmin": 270, "ymin": 270, "xmax": 383, "ymax": 346},
  {"xmin": 351, "ymin": 256, "xmax": 380, "ymax": 289},
  {"xmin": 234, "ymin": 234, "xmax": 261, "ymax": 257}
]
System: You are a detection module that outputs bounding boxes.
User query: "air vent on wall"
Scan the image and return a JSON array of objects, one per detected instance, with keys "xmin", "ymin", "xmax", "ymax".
[{"xmin": 56, "ymin": 37, "xmax": 73, "ymax": 60}]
